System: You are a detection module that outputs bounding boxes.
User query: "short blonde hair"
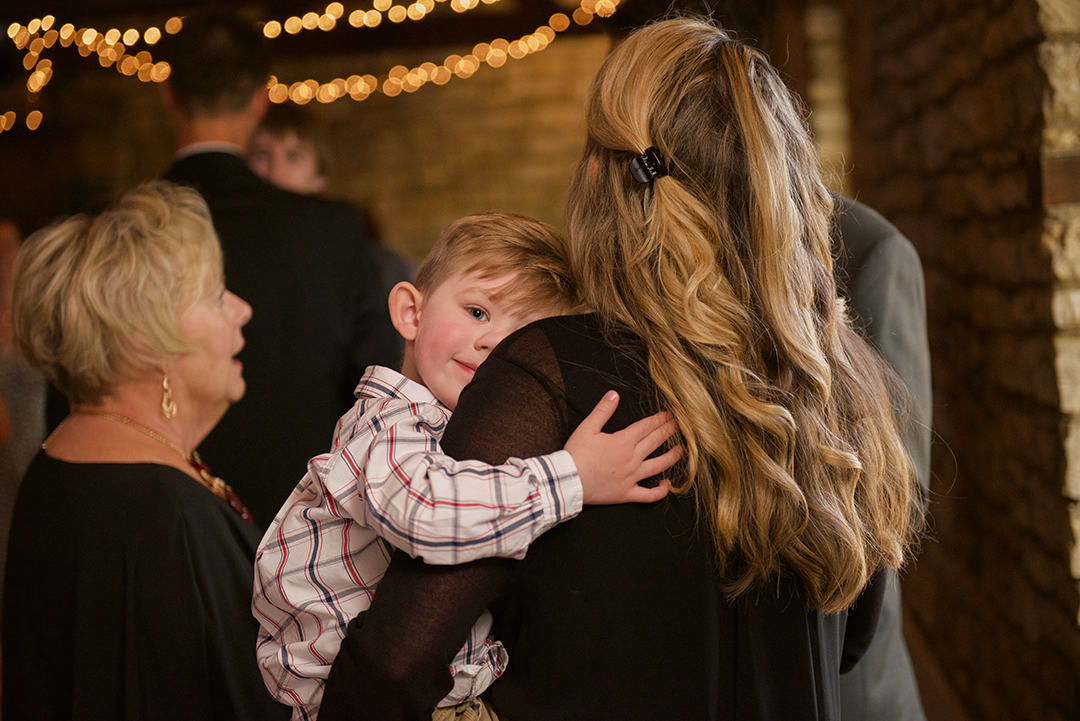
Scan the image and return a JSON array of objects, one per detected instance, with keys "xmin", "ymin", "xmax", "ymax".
[
  {"xmin": 13, "ymin": 181, "xmax": 224, "ymax": 405},
  {"xmin": 416, "ymin": 212, "xmax": 581, "ymax": 317}
]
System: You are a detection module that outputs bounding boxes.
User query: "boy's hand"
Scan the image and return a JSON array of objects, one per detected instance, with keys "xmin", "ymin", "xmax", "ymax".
[{"xmin": 565, "ymin": 391, "xmax": 682, "ymax": 505}]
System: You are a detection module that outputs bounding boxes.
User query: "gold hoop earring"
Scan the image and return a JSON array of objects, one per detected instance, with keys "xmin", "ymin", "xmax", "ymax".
[{"xmin": 162, "ymin": 373, "xmax": 177, "ymax": 419}]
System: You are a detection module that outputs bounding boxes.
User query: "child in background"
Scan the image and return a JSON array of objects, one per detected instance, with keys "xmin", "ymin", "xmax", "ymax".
[
  {"xmin": 254, "ymin": 212, "xmax": 680, "ymax": 720},
  {"xmin": 247, "ymin": 103, "xmax": 329, "ymax": 195},
  {"xmin": 247, "ymin": 103, "xmax": 415, "ymax": 288}
]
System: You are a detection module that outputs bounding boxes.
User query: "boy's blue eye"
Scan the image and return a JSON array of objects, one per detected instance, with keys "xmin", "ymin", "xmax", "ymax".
[{"xmin": 467, "ymin": 307, "xmax": 488, "ymax": 321}]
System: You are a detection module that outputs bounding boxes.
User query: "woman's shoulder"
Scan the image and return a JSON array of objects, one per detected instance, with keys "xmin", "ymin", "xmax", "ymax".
[
  {"xmin": 492, "ymin": 313, "xmax": 644, "ymax": 377},
  {"xmin": 492, "ymin": 313, "xmax": 608, "ymax": 358},
  {"xmin": 20, "ymin": 454, "xmax": 259, "ymax": 545}
]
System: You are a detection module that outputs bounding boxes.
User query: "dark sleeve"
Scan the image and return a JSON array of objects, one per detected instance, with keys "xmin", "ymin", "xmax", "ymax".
[
  {"xmin": 839, "ymin": 567, "xmax": 887, "ymax": 673},
  {"xmin": 319, "ymin": 553, "xmax": 512, "ymax": 721},
  {"xmin": 321, "ymin": 333, "xmax": 563, "ymax": 721}
]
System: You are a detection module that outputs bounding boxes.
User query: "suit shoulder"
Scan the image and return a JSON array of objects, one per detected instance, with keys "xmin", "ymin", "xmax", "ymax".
[{"xmin": 833, "ymin": 196, "xmax": 921, "ymax": 270}]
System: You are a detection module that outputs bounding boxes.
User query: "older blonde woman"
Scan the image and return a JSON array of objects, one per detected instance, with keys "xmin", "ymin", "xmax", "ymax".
[{"xmin": 2, "ymin": 181, "xmax": 289, "ymax": 720}]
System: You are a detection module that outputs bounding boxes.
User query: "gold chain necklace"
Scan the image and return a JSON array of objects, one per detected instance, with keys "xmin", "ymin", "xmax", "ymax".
[{"xmin": 42, "ymin": 411, "xmax": 253, "ymax": 524}]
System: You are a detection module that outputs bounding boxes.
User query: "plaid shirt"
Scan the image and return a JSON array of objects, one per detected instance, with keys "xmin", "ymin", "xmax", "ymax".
[{"xmin": 253, "ymin": 366, "xmax": 582, "ymax": 719}]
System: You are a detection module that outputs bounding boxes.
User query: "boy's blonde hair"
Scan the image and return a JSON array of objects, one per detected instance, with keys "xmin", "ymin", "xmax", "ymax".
[
  {"xmin": 13, "ymin": 181, "xmax": 224, "ymax": 405},
  {"xmin": 416, "ymin": 212, "xmax": 580, "ymax": 317}
]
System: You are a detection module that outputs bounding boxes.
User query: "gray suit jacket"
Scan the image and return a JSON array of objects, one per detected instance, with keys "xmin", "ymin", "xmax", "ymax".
[{"xmin": 832, "ymin": 195, "xmax": 931, "ymax": 721}]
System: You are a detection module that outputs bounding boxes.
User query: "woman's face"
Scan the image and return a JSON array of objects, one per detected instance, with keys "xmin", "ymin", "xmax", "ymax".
[{"xmin": 171, "ymin": 285, "xmax": 252, "ymax": 422}]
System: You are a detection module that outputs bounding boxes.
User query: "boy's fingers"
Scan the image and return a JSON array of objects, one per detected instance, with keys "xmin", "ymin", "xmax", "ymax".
[
  {"xmin": 627, "ymin": 479, "xmax": 671, "ymax": 503},
  {"xmin": 621, "ymin": 410, "xmax": 670, "ymax": 440},
  {"xmin": 575, "ymin": 391, "xmax": 620, "ymax": 436},
  {"xmin": 638, "ymin": 418, "xmax": 678, "ymax": 455},
  {"xmin": 638, "ymin": 445, "xmax": 684, "ymax": 480}
]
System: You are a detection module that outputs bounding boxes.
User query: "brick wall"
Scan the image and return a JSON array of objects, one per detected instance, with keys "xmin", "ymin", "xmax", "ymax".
[
  {"xmin": 845, "ymin": 0, "xmax": 1080, "ymax": 717},
  {"xmin": 276, "ymin": 35, "xmax": 609, "ymax": 261},
  {"xmin": 0, "ymin": 33, "xmax": 610, "ymax": 262}
]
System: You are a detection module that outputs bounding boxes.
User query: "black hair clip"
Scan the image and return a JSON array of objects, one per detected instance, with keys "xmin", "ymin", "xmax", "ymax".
[{"xmin": 629, "ymin": 146, "xmax": 669, "ymax": 184}]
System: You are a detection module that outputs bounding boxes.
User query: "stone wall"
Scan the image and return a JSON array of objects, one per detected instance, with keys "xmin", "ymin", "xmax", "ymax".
[{"xmin": 845, "ymin": 0, "xmax": 1080, "ymax": 718}]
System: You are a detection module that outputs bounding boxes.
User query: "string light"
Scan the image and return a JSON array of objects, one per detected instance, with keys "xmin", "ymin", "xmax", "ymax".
[
  {"xmin": 269, "ymin": 0, "xmax": 473, "ymax": 39},
  {"xmin": 1, "ymin": 1, "xmax": 617, "ymax": 134}
]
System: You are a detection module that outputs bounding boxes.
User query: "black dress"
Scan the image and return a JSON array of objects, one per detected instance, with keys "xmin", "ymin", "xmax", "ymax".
[
  {"xmin": 2, "ymin": 453, "xmax": 290, "ymax": 721},
  {"xmin": 321, "ymin": 313, "xmax": 884, "ymax": 721}
]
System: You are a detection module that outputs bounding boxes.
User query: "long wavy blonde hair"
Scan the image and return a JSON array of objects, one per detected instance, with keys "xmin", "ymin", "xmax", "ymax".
[{"xmin": 567, "ymin": 17, "xmax": 922, "ymax": 613}]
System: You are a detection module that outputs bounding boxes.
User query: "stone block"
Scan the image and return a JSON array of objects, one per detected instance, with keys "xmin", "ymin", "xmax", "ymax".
[
  {"xmin": 1043, "ymin": 205, "xmax": 1080, "ymax": 281},
  {"xmin": 1038, "ymin": 0, "xmax": 1080, "ymax": 34},
  {"xmin": 1040, "ymin": 43, "xmax": 1080, "ymax": 126},
  {"xmin": 1065, "ymin": 417, "xmax": 1080, "ymax": 500},
  {"xmin": 1052, "ymin": 287, "xmax": 1080, "ymax": 329},
  {"xmin": 1071, "ymin": 502, "xmax": 1080, "ymax": 578},
  {"xmin": 1056, "ymin": 334, "xmax": 1080, "ymax": 412}
]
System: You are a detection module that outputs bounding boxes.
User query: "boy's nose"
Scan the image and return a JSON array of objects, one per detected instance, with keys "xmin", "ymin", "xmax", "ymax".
[{"xmin": 474, "ymin": 329, "xmax": 498, "ymax": 350}]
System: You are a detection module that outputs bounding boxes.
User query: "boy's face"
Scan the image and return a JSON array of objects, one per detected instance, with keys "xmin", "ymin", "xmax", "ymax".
[
  {"xmin": 412, "ymin": 270, "xmax": 550, "ymax": 410},
  {"xmin": 247, "ymin": 129, "xmax": 326, "ymax": 195}
]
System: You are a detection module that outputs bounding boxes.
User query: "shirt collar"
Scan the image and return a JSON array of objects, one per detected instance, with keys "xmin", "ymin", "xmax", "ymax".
[
  {"xmin": 174, "ymin": 141, "xmax": 244, "ymax": 161},
  {"xmin": 357, "ymin": 366, "xmax": 447, "ymax": 411}
]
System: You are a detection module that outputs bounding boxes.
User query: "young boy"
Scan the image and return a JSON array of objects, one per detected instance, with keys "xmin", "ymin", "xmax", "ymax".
[
  {"xmin": 247, "ymin": 103, "xmax": 330, "ymax": 195},
  {"xmin": 253, "ymin": 212, "xmax": 678, "ymax": 720}
]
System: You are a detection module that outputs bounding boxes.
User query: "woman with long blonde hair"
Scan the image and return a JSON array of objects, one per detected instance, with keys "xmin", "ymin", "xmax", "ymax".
[{"xmin": 319, "ymin": 17, "xmax": 923, "ymax": 721}]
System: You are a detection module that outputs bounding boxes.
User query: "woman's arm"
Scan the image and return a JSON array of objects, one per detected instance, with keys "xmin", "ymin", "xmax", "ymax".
[{"xmin": 319, "ymin": 552, "xmax": 513, "ymax": 721}]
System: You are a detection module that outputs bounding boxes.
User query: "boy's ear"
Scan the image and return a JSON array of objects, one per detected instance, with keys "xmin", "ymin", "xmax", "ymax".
[{"xmin": 388, "ymin": 281, "xmax": 423, "ymax": 341}]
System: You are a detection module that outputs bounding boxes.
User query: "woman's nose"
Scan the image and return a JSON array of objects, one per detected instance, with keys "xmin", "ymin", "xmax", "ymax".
[{"xmin": 229, "ymin": 291, "xmax": 253, "ymax": 326}]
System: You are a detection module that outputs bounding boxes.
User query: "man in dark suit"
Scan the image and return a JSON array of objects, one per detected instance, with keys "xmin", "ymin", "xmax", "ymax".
[{"xmin": 161, "ymin": 13, "xmax": 404, "ymax": 526}]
